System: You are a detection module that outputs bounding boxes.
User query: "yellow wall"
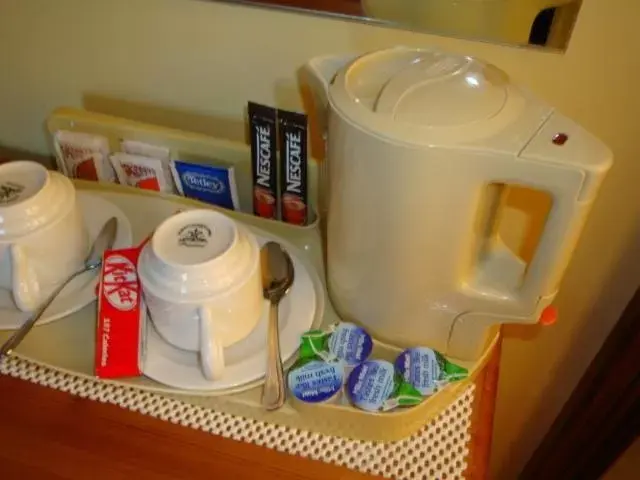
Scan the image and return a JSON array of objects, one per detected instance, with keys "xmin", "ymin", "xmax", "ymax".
[{"xmin": 1, "ymin": 0, "xmax": 639, "ymax": 477}]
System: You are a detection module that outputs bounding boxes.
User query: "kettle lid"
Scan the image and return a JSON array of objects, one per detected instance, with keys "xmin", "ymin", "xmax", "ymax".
[{"xmin": 331, "ymin": 47, "xmax": 533, "ymax": 146}]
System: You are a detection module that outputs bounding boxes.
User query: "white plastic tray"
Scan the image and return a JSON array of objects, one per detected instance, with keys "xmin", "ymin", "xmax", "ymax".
[
  {"xmin": 0, "ymin": 182, "xmax": 498, "ymax": 442},
  {"xmin": 0, "ymin": 108, "xmax": 500, "ymax": 442}
]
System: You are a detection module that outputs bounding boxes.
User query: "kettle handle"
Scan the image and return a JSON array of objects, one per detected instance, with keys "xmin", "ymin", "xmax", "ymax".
[
  {"xmin": 302, "ymin": 54, "xmax": 360, "ymax": 218},
  {"xmin": 466, "ymin": 159, "xmax": 591, "ymax": 311},
  {"xmin": 302, "ymin": 54, "xmax": 360, "ymax": 135}
]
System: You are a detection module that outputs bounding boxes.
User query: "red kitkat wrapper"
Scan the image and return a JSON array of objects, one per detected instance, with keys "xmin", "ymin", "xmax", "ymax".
[{"xmin": 95, "ymin": 246, "xmax": 146, "ymax": 378}]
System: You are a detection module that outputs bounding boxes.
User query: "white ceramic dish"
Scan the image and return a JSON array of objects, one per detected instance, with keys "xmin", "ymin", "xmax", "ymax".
[
  {"xmin": 0, "ymin": 162, "xmax": 89, "ymax": 312},
  {"xmin": 0, "ymin": 191, "xmax": 133, "ymax": 330},
  {"xmin": 142, "ymin": 235, "xmax": 318, "ymax": 392},
  {"xmin": 139, "ymin": 210, "xmax": 264, "ymax": 381}
]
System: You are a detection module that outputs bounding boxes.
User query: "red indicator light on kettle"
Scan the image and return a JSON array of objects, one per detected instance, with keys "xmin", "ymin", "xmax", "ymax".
[
  {"xmin": 552, "ymin": 133, "xmax": 568, "ymax": 145},
  {"xmin": 539, "ymin": 306, "xmax": 558, "ymax": 326}
]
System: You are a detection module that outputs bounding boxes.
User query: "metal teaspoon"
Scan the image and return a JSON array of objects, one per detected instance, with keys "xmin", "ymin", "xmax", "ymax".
[
  {"xmin": 260, "ymin": 241, "xmax": 295, "ymax": 411},
  {"xmin": 0, "ymin": 217, "xmax": 119, "ymax": 359}
]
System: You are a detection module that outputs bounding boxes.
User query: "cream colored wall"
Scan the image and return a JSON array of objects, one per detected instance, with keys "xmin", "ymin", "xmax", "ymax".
[{"xmin": 1, "ymin": 0, "xmax": 639, "ymax": 477}]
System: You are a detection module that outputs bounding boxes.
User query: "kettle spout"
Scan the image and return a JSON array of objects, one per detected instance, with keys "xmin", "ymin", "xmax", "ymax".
[{"xmin": 301, "ymin": 54, "xmax": 358, "ymax": 132}]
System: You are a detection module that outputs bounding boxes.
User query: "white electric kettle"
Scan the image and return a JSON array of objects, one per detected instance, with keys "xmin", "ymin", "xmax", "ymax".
[{"xmin": 304, "ymin": 47, "xmax": 612, "ymax": 360}]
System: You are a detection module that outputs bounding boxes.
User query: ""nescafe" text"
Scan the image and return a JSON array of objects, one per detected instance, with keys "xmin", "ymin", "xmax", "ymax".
[
  {"xmin": 256, "ymin": 125, "xmax": 272, "ymax": 189},
  {"xmin": 285, "ymin": 131, "xmax": 303, "ymax": 194}
]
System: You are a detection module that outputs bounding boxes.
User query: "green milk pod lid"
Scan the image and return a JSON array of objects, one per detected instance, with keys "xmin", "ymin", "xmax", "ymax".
[
  {"xmin": 394, "ymin": 347, "xmax": 468, "ymax": 396},
  {"xmin": 327, "ymin": 322, "xmax": 373, "ymax": 366},
  {"xmin": 298, "ymin": 322, "xmax": 373, "ymax": 366},
  {"xmin": 287, "ymin": 358, "xmax": 344, "ymax": 403},
  {"xmin": 346, "ymin": 360, "xmax": 423, "ymax": 412},
  {"xmin": 298, "ymin": 329, "xmax": 332, "ymax": 361}
]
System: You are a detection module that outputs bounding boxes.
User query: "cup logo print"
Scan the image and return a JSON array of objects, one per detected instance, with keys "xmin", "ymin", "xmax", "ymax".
[
  {"xmin": 0, "ymin": 181, "xmax": 25, "ymax": 205},
  {"xmin": 178, "ymin": 223, "xmax": 212, "ymax": 248},
  {"xmin": 102, "ymin": 254, "xmax": 139, "ymax": 311}
]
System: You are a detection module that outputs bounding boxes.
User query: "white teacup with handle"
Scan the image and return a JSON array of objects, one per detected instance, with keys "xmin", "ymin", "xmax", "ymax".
[
  {"xmin": 138, "ymin": 209, "xmax": 263, "ymax": 380},
  {"xmin": 0, "ymin": 161, "xmax": 89, "ymax": 311}
]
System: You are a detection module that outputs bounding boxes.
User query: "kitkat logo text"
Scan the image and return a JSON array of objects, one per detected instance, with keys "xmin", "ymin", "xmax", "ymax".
[{"xmin": 102, "ymin": 255, "xmax": 139, "ymax": 311}]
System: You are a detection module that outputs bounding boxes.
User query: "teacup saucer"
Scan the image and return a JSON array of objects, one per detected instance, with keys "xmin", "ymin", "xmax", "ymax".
[
  {"xmin": 142, "ymin": 235, "xmax": 321, "ymax": 392},
  {"xmin": 0, "ymin": 191, "xmax": 133, "ymax": 330}
]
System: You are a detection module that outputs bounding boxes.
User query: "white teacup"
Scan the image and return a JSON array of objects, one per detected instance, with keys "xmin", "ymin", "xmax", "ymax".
[
  {"xmin": 0, "ymin": 161, "xmax": 89, "ymax": 311},
  {"xmin": 138, "ymin": 209, "xmax": 263, "ymax": 381}
]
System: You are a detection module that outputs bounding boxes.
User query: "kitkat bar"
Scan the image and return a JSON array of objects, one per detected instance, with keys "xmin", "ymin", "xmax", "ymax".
[
  {"xmin": 95, "ymin": 246, "xmax": 146, "ymax": 379},
  {"xmin": 249, "ymin": 102, "xmax": 278, "ymax": 219},
  {"xmin": 278, "ymin": 109, "xmax": 308, "ymax": 225}
]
